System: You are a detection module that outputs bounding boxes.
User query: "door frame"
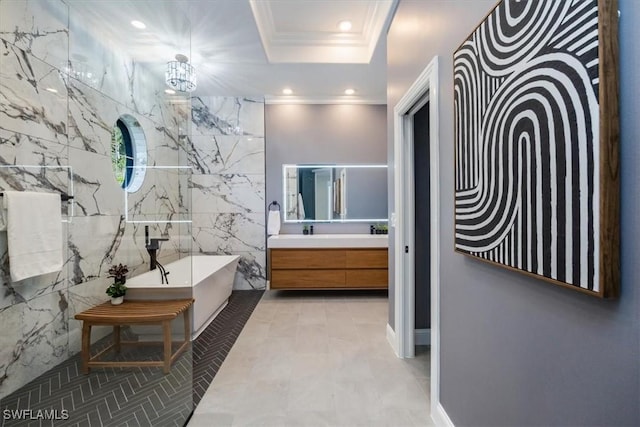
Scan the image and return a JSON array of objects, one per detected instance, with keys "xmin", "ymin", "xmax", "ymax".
[{"xmin": 392, "ymin": 55, "xmax": 441, "ymax": 417}]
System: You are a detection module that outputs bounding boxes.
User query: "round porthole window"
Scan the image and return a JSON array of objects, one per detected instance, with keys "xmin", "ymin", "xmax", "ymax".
[{"xmin": 111, "ymin": 114, "xmax": 147, "ymax": 192}]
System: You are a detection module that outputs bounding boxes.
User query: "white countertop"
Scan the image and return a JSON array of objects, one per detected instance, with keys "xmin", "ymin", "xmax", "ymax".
[{"xmin": 267, "ymin": 234, "xmax": 388, "ymax": 248}]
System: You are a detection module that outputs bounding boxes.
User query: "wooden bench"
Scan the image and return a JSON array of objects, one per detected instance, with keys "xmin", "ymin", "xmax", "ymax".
[{"xmin": 74, "ymin": 299, "xmax": 194, "ymax": 374}]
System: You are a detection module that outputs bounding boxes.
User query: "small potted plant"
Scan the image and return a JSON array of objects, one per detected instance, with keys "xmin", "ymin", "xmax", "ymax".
[
  {"xmin": 106, "ymin": 263, "xmax": 129, "ymax": 305},
  {"xmin": 303, "ymin": 224, "xmax": 310, "ymax": 235}
]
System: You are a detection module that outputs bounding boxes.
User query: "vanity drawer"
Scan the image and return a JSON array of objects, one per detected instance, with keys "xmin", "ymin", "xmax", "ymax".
[
  {"xmin": 271, "ymin": 270, "xmax": 346, "ymax": 289},
  {"xmin": 270, "ymin": 249, "xmax": 346, "ymax": 269},
  {"xmin": 268, "ymin": 246, "xmax": 388, "ymax": 290},
  {"xmin": 345, "ymin": 269, "xmax": 388, "ymax": 288},
  {"xmin": 346, "ymin": 249, "xmax": 388, "ymax": 269}
]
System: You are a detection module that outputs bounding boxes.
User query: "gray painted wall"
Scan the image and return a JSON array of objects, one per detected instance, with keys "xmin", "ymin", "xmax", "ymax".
[
  {"xmin": 265, "ymin": 104, "xmax": 387, "ymax": 235},
  {"xmin": 387, "ymin": 1, "xmax": 640, "ymax": 425}
]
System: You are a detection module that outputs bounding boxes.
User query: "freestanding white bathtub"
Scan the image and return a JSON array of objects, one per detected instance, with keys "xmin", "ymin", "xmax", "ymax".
[{"xmin": 126, "ymin": 255, "xmax": 239, "ymax": 340}]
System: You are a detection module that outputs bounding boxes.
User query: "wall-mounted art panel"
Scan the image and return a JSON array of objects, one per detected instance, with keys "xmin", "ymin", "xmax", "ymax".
[{"xmin": 453, "ymin": 0, "xmax": 619, "ymax": 297}]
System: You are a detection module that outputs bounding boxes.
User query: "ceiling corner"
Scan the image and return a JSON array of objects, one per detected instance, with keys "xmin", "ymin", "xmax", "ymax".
[
  {"xmin": 249, "ymin": 0, "xmax": 276, "ymax": 61},
  {"xmin": 249, "ymin": 0, "xmax": 396, "ymax": 64}
]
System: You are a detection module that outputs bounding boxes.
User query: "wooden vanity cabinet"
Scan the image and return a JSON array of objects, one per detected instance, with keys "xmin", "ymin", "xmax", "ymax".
[{"xmin": 269, "ymin": 248, "xmax": 388, "ymax": 290}]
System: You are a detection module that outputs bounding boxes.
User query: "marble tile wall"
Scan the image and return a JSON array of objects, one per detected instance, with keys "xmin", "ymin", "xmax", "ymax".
[
  {"xmin": 0, "ymin": 0, "xmax": 189, "ymax": 399},
  {"xmin": 190, "ymin": 97, "xmax": 266, "ymax": 290}
]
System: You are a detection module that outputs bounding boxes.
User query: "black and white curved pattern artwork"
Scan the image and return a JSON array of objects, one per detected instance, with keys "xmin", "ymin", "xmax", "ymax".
[{"xmin": 454, "ymin": 0, "xmax": 602, "ymax": 292}]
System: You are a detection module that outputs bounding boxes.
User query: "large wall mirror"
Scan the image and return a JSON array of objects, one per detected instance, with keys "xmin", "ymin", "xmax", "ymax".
[{"xmin": 283, "ymin": 164, "xmax": 388, "ymax": 223}]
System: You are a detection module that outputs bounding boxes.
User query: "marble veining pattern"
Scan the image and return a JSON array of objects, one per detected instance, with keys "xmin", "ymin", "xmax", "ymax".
[
  {"xmin": 191, "ymin": 97, "xmax": 264, "ymax": 137},
  {"xmin": 0, "ymin": 0, "xmax": 190, "ymax": 399},
  {"xmin": 0, "ymin": 291, "xmax": 69, "ymax": 398},
  {"xmin": 68, "ymin": 10, "xmax": 154, "ymax": 121},
  {"xmin": 191, "ymin": 174, "xmax": 265, "ymax": 215},
  {"xmin": 233, "ymin": 251, "xmax": 266, "ymax": 290},
  {"xmin": 0, "ymin": 40, "xmax": 68, "ymax": 145},
  {"xmin": 0, "ymin": 128, "xmax": 70, "ymax": 198},
  {"xmin": 0, "ymin": 0, "xmax": 69, "ymax": 70},
  {"xmin": 68, "ymin": 77, "xmax": 181, "ymax": 158},
  {"xmin": 191, "ymin": 213, "xmax": 265, "ymax": 253},
  {"xmin": 188, "ymin": 135, "xmax": 264, "ymax": 175},
  {"xmin": 190, "ymin": 97, "xmax": 266, "ymax": 290}
]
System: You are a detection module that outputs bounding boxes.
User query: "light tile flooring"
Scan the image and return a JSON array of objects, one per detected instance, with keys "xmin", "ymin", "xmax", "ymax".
[{"xmin": 188, "ymin": 290, "xmax": 433, "ymax": 427}]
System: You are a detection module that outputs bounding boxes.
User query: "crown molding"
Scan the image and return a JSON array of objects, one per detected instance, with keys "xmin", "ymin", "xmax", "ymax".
[
  {"xmin": 265, "ymin": 95, "xmax": 386, "ymax": 105},
  {"xmin": 249, "ymin": 0, "xmax": 395, "ymax": 64}
]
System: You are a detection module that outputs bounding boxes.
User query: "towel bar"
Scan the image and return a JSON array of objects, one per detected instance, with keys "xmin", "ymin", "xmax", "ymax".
[{"xmin": 0, "ymin": 192, "xmax": 74, "ymax": 202}]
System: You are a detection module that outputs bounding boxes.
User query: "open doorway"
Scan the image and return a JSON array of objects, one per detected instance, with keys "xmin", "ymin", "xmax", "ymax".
[
  {"xmin": 391, "ymin": 56, "xmax": 441, "ymax": 419},
  {"xmin": 412, "ymin": 101, "xmax": 431, "ymax": 350}
]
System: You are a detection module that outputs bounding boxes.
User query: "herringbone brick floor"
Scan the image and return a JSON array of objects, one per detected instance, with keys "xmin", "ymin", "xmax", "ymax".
[{"xmin": 0, "ymin": 290, "xmax": 263, "ymax": 427}]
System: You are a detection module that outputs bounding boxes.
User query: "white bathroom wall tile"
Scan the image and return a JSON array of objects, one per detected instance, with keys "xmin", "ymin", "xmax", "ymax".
[
  {"xmin": 67, "ymin": 78, "xmax": 121, "ymax": 156},
  {"xmin": 147, "ymin": 142, "xmax": 182, "ymax": 168},
  {"xmin": 0, "ymin": 291, "xmax": 69, "ymax": 399},
  {"xmin": 0, "ymin": 222, "xmax": 69, "ymax": 311},
  {"xmin": 232, "ymin": 251, "xmax": 267, "ymax": 290},
  {"xmin": 191, "ymin": 97, "xmax": 265, "ymax": 137},
  {"xmin": 137, "ymin": 111, "xmax": 181, "ymax": 168},
  {"xmin": 0, "ymin": 0, "xmax": 190, "ymax": 398},
  {"xmin": 125, "ymin": 168, "xmax": 183, "ymax": 223},
  {"xmin": 130, "ymin": 63, "xmax": 184, "ymax": 125},
  {"xmin": 135, "ymin": 165, "xmax": 194, "ymax": 224},
  {"xmin": 0, "ymin": 128, "xmax": 70, "ymax": 200},
  {"xmin": 68, "ymin": 216, "xmax": 181, "ymax": 287},
  {"xmin": 69, "ymin": 148, "xmax": 124, "ymax": 216},
  {"xmin": 0, "ymin": 41, "xmax": 68, "ymax": 144},
  {"xmin": 68, "ymin": 9, "xmax": 133, "ymax": 113},
  {"xmin": 140, "ymin": 106, "xmax": 182, "ymax": 164},
  {"xmin": 68, "ymin": 215, "xmax": 141, "ymax": 286},
  {"xmin": 176, "ymin": 222, "xmax": 193, "ymax": 254},
  {"xmin": 189, "ymin": 96, "xmax": 266, "ymax": 291},
  {"xmin": 191, "ymin": 213, "xmax": 266, "ymax": 253},
  {"xmin": 170, "ymin": 97, "xmax": 192, "ymax": 147},
  {"xmin": 68, "ymin": 10, "xmax": 181, "ymax": 126},
  {"xmin": 191, "ymin": 174, "xmax": 265, "ymax": 215},
  {"xmin": 68, "ymin": 78, "xmax": 181, "ymax": 158},
  {"xmin": 189, "ymin": 135, "xmax": 265, "ymax": 175},
  {"xmin": 179, "ymin": 164, "xmax": 192, "ymax": 213},
  {"xmin": 71, "ymin": 151, "xmax": 183, "ymax": 219},
  {"xmin": 0, "ymin": 301, "xmax": 23, "ymax": 399},
  {"xmin": 0, "ymin": 0, "xmax": 68, "ymax": 70}
]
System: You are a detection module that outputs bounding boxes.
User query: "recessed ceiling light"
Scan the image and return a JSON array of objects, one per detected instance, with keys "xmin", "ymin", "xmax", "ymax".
[
  {"xmin": 338, "ymin": 20, "xmax": 352, "ymax": 32},
  {"xmin": 164, "ymin": 89, "xmax": 176, "ymax": 95},
  {"xmin": 45, "ymin": 87, "xmax": 58, "ymax": 93},
  {"xmin": 282, "ymin": 88, "xmax": 293, "ymax": 95},
  {"xmin": 131, "ymin": 20, "xmax": 146, "ymax": 29},
  {"xmin": 344, "ymin": 88, "xmax": 355, "ymax": 95}
]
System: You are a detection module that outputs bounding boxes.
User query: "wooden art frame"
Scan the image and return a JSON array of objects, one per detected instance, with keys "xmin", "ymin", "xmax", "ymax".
[{"xmin": 453, "ymin": 0, "xmax": 619, "ymax": 297}]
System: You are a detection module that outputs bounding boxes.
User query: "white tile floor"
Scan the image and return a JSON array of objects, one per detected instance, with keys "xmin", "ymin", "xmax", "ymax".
[{"xmin": 188, "ymin": 290, "xmax": 433, "ymax": 427}]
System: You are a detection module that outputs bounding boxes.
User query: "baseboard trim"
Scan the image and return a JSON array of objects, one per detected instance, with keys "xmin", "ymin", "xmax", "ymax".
[
  {"xmin": 432, "ymin": 402, "xmax": 455, "ymax": 427},
  {"xmin": 386, "ymin": 323, "xmax": 400, "ymax": 357},
  {"xmin": 415, "ymin": 328, "xmax": 431, "ymax": 345}
]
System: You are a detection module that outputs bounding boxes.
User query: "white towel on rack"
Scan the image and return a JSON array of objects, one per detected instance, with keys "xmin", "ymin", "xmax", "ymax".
[
  {"xmin": 4, "ymin": 191, "xmax": 63, "ymax": 282},
  {"xmin": 267, "ymin": 210, "xmax": 281, "ymax": 235},
  {"xmin": 297, "ymin": 193, "xmax": 306, "ymax": 220}
]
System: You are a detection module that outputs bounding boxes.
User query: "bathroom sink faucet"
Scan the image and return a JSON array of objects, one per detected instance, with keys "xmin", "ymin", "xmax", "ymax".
[{"xmin": 145, "ymin": 226, "xmax": 169, "ymax": 271}]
